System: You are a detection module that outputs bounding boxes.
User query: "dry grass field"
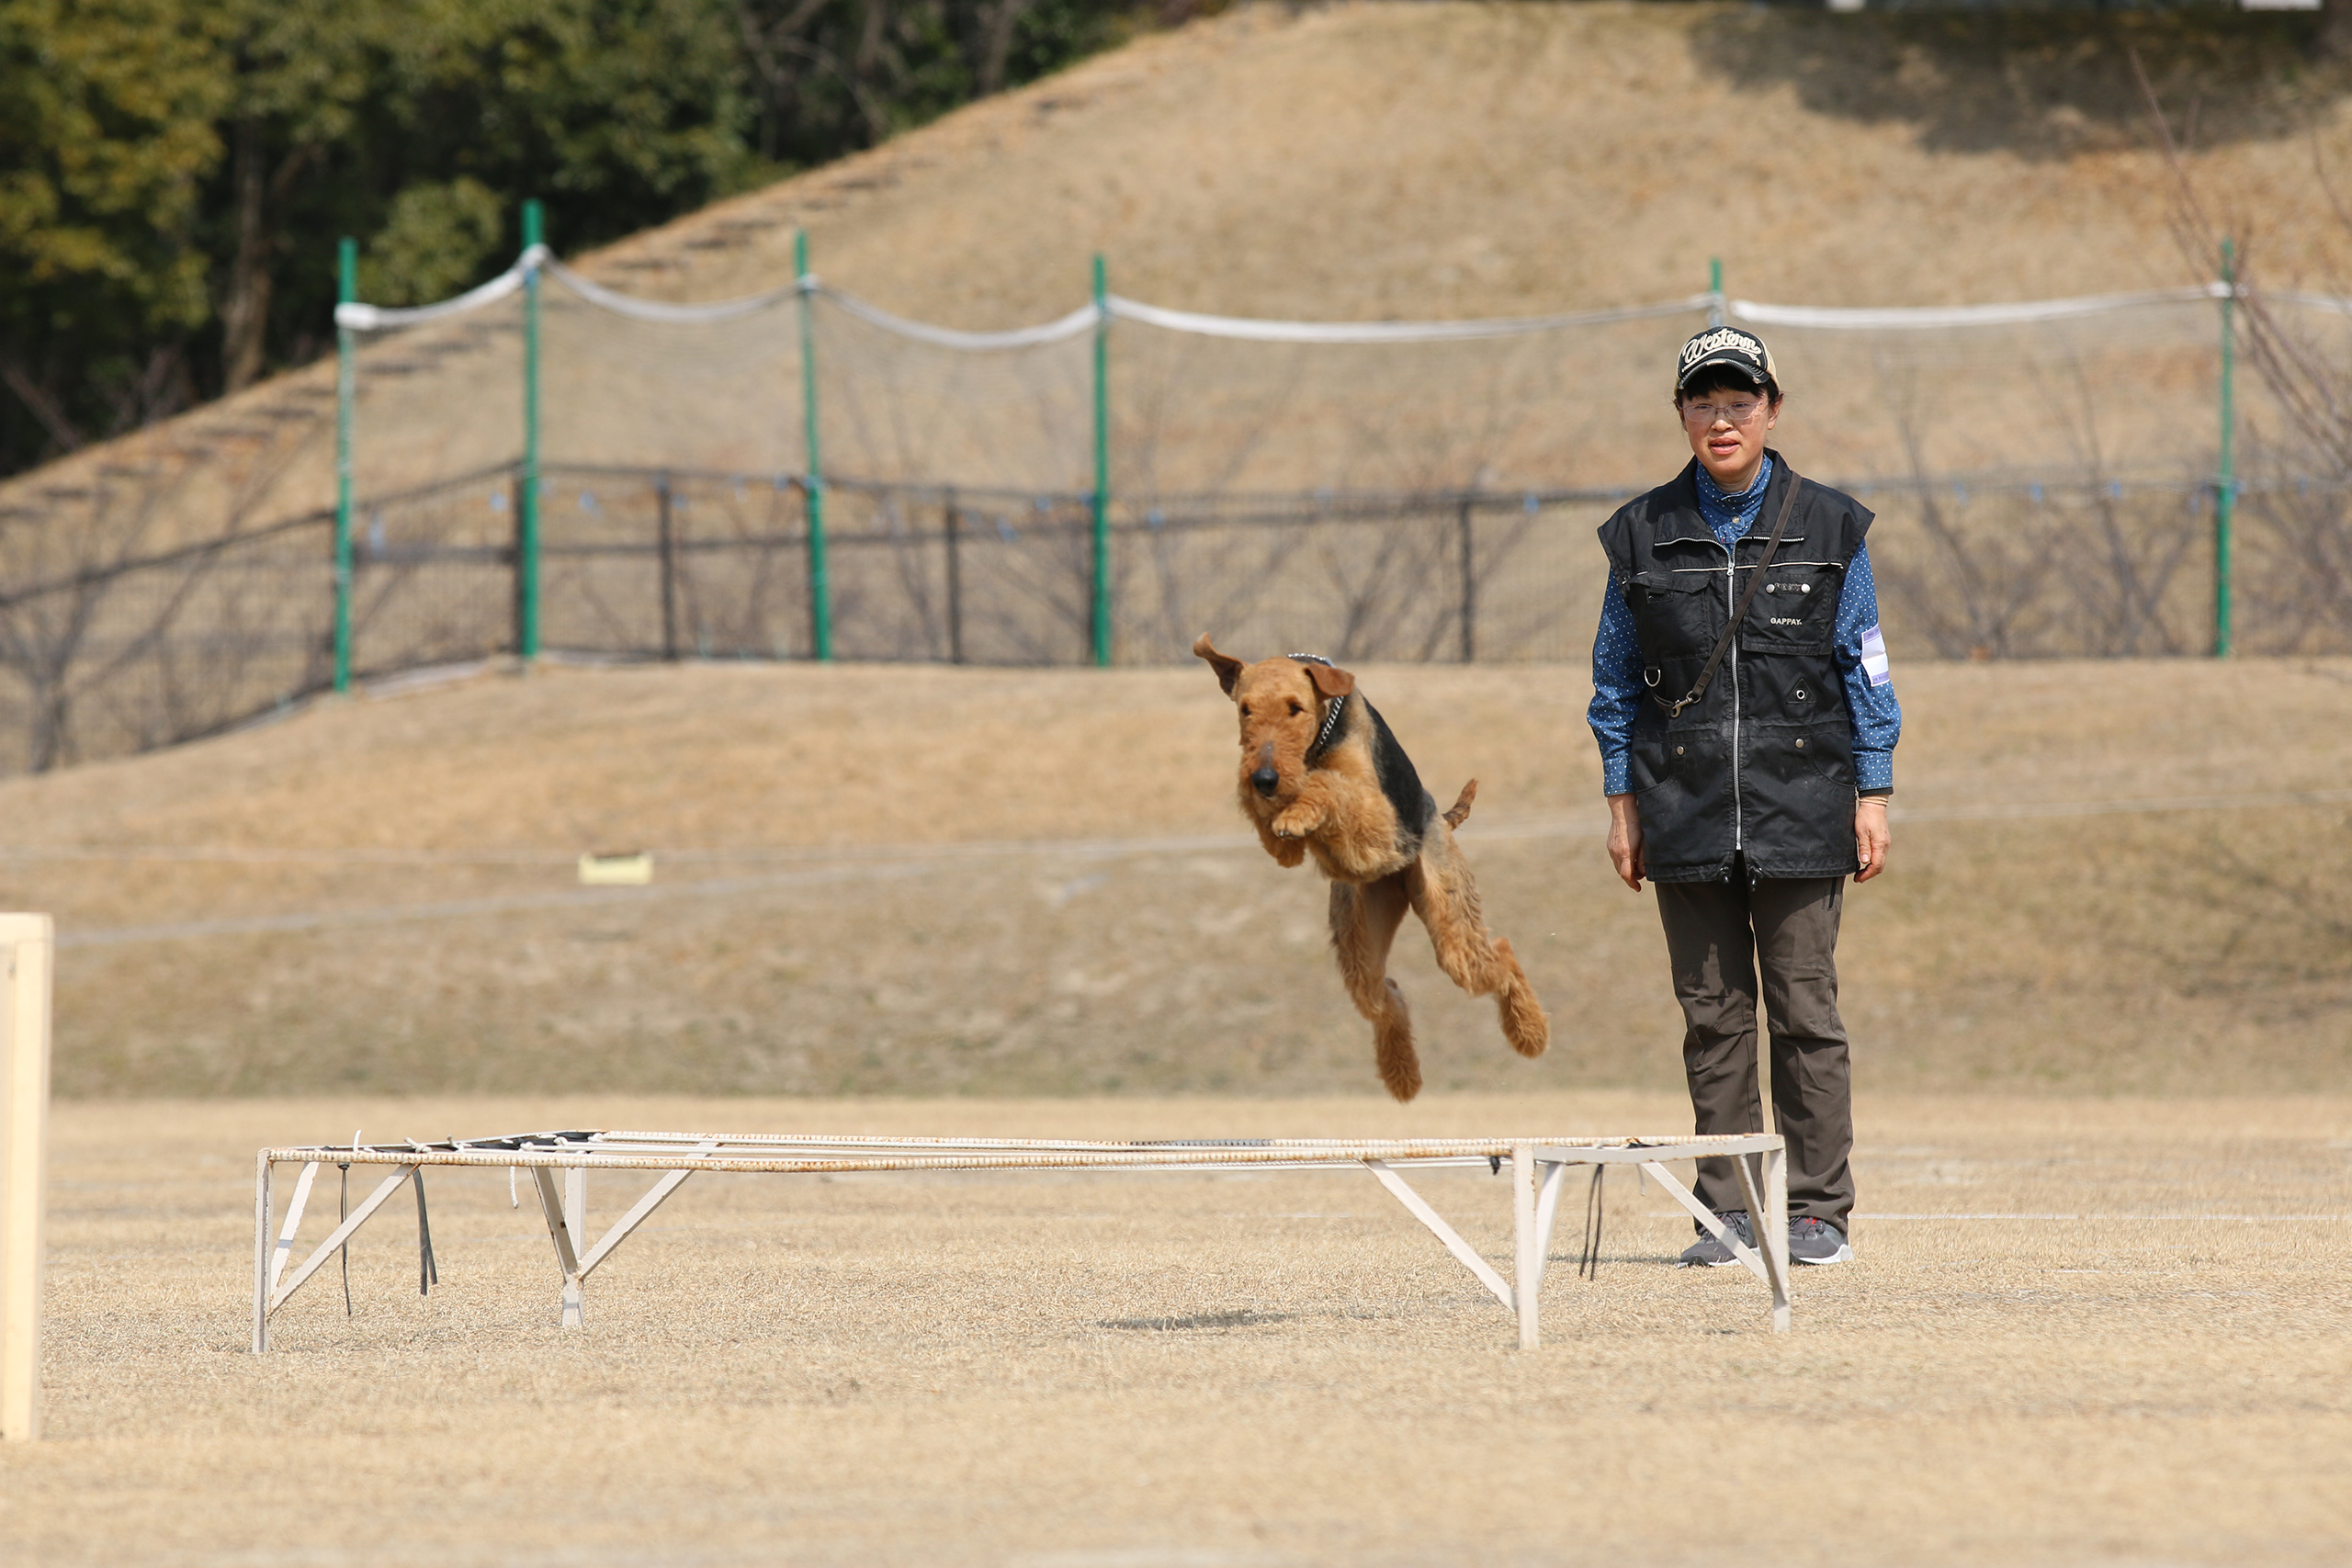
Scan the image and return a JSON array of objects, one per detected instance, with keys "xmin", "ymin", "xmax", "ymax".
[
  {"xmin": 4, "ymin": 656, "xmax": 2349, "ymax": 1562},
  {"xmin": 1, "ymin": 655, "xmax": 2347, "ymax": 1100},
  {"xmin": 5, "ymin": 1090, "xmax": 2349, "ymax": 1565}
]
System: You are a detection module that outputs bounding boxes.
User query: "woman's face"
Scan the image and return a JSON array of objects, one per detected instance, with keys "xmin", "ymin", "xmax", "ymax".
[{"xmin": 1678, "ymin": 382, "xmax": 1779, "ymax": 489}]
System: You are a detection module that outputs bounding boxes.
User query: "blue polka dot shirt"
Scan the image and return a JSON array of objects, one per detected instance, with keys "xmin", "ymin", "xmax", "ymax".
[{"xmin": 1587, "ymin": 454, "xmax": 1901, "ymax": 795}]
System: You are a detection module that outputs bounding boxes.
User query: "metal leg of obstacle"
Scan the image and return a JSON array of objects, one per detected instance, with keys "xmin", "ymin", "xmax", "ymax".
[
  {"xmin": 529, "ymin": 1140, "xmax": 713, "ymax": 1327},
  {"xmin": 1634, "ymin": 1153, "xmax": 1791, "ymax": 1333},
  {"xmin": 1512, "ymin": 1145, "xmax": 1541, "ymax": 1349},
  {"xmin": 530, "ymin": 1166, "xmax": 586, "ymax": 1326},
  {"xmin": 1361, "ymin": 1138, "xmax": 1791, "ymax": 1348},
  {"xmin": 1530, "ymin": 1156, "xmax": 1570, "ymax": 1294},
  {"xmin": 253, "ymin": 1162, "xmax": 419, "ymax": 1351},
  {"xmin": 1364, "ymin": 1159, "xmax": 1513, "ymax": 1311},
  {"xmin": 254, "ymin": 1140, "xmax": 718, "ymax": 1345}
]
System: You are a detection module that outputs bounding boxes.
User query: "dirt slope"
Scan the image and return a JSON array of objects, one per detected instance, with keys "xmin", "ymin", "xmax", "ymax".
[{"xmin": 6, "ymin": 655, "xmax": 2347, "ymax": 1099}]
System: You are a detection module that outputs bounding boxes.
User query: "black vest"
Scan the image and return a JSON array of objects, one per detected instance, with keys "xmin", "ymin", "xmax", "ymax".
[{"xmin": 1596, "ymin": 452, "xmax": 1874, "ymax": 883}]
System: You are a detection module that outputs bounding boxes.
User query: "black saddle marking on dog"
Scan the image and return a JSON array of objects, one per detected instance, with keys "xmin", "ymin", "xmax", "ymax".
[
  {"xmin": 1286, "ymin": 654, "xmax": 1431, "ymax": 849},
  {"xmin": 1362, "ymin": 700, "xmax": 1433, "ymax": 845}
]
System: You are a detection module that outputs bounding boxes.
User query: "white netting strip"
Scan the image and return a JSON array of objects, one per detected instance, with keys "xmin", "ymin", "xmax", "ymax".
[
  {"xmin": 815, "ymin": 285, "xmax": 1101, "ymax": 349},
  {"xmin": 2259, "ymin": 289, "xmax": 2352, "ymax": 317},
  {"xmin": 1104, "ymin": 293, "xmax": 1714, "ymax": 343},
  {"xmin": 1729, "ymin": 285, "xmax": 2230, "ymax": 332},
  {"xmin": 335, "ymin": 254, "xmax": 2313, "ymax": 344},
  {"xmin": 544, "ymin": 258, "xmax": 798, "ymax": 323},
  {"xmin": 334, "ymin": 246, "xmax": 546, "ymax": 330}
]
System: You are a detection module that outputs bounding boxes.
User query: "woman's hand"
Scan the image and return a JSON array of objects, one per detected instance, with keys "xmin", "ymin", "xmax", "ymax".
[
  {"xmin": 1854, "ymin": 796, "xmax": 1891, "ymax": 883},
  {"xmin": 1606, "ymin": 793, "xmax": 1645, "ymax": 891}
]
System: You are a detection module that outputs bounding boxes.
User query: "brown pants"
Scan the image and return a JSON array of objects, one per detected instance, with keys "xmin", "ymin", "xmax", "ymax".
[{"xmin": 1654, "ymin": 867, "xmax": 1855, "ymax": 1234}]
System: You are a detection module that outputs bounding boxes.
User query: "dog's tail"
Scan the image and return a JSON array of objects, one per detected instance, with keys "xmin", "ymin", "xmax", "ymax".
[{"xmin": 1442, "ymin": 779, "xmax": 1477, "ymax": 829}]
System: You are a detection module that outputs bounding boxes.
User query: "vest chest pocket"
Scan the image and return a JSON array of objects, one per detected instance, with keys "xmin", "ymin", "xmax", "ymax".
[
  {"xmin": 1741, "ymin": 561, "xmax": 1840, "ymax": 652},
  {"xmin": 1626, "ymin": 570, "xmax": 1720, "ymax": 660}
]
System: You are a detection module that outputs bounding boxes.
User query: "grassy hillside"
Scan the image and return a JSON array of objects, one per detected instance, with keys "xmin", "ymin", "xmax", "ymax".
[
  {"xmin": 8, "ymin": 655, "xmax": 2348, "ymax": 1099},
  {"xmin": 9, "ymin": 1, "xmax": 2352, "ymax": 526}
]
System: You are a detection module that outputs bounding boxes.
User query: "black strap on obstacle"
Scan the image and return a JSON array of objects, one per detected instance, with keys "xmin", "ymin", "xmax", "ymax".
[
  {"xmin": 1578, "ymin": 1165, "xmax": 1607, "ymax": 1280},
  {"xmin": 414, "ymin": 1170, "xmax": 438, "ymax": 1297}
]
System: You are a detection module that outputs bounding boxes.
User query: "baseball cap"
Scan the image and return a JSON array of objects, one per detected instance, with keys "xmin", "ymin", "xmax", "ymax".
[{"xmin": 1676, "ymin": 326, "xmax": 1778, "ymax": 393}]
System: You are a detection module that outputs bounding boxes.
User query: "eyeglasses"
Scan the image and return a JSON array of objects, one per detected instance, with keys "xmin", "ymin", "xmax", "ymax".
[{"xmin": 1680, "ymin": 399, "xmax": 1770, "ymax": 428}]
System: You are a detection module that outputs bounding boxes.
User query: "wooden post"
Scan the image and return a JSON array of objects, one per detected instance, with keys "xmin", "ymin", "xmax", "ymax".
[{"xmin": 2, "ymin": 913, "xmax": 54, "ymax": 1440}]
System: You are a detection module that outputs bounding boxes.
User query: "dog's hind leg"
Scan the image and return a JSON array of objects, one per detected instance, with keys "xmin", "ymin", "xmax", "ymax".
[
  {"xmin": 1330, "ymin": 874, "xmax": 1420, "ymax": 1101},
  {"xmin": 1409, "ymin": 830, "xmax": 1550, "ymax": 1059}
]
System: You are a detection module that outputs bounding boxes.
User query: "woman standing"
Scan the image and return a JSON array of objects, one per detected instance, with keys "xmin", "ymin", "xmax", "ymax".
[{"xmin": 1586, "ymin": 326, "xmax": 1901, "ymax": 1269}]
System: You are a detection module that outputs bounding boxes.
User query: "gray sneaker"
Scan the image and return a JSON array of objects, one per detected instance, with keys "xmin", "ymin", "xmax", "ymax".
[
  {"xmin": 1676, "ymin": 1210, "xmax": 1755, "ymax": 1269},
  {"xmin": 1789, "ymin": 1216, "xmax": 1852, "ymax": 1266}
]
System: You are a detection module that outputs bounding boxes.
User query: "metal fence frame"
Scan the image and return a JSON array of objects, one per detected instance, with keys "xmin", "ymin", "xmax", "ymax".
[{"xmin": 4, "ymin": 457, "xmax": 2347, "ymax": 776}]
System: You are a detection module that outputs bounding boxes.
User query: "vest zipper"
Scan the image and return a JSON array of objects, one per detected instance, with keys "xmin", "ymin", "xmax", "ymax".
[{"xmin": 1726, "ymin": 545, "xmax": 1744, "ymax": 857}]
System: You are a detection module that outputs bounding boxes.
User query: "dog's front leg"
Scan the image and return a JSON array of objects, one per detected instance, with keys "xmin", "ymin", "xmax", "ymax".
[
  {"xmin": 1268, "ymin": 776, "xmax": 1330, "ymax": 842},
  {"xmin": 1253, "ymin": 816, "xmax": 1306, "ymax": 867}
]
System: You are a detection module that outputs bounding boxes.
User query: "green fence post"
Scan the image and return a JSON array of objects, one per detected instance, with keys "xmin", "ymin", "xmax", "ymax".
[
  {"xmin": 334, "ymin": 236, "xmax": 356, "ymax": 694},
  {"xmin": 2215, "ymin": 238, "xmax": 2236, "ymax": 660},
  {"xmin": 1091, "ymin": 253, "xmax": 1111, "ymax": 668},
  {"xmin": 519, "ymin": 199, "xmax": 543, "ymax": 662},
  {"xmin": 797, "ymin": 229, "xmax": 831, "ymax": 662},
  {"xmin": 1708, "ymin": 257, "xmax": 1724, "ymax": 329}
]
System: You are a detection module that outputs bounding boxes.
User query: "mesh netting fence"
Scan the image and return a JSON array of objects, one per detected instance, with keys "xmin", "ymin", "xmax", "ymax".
[{"xmin": 3, "ymin": 243, "xmax": 2349, "ymax": 774}]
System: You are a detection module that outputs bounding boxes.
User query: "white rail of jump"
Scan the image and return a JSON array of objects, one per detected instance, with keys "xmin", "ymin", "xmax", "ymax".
[{"xmin": 252, "ymin": 1130, "xmax": 1792, "ymax": 1352}]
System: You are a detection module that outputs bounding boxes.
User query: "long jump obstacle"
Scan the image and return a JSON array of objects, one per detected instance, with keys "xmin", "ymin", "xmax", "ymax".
[{"xmin": 253, "ymin": 1130, "xmax": 1792, "ymax": 1352}]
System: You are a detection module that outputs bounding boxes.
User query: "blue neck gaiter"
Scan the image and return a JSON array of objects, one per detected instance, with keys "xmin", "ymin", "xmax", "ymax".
[{"xmin": 1695, "ymin": 453, "xmax": 1774, "ymax": 548}]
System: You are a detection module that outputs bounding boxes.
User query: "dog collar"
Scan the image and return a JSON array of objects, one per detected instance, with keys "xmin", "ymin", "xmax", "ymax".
[{"xmin": 1288, "ymin": 654, "xmax": 1349, "ymax": 761}]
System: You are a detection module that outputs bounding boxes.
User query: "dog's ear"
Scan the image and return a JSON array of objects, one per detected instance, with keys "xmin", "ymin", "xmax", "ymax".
[
  {"xmin": 1302, "ymin": 661, "xmax": 1356, "ymax": 700},
  {"xmin": 1193, "ymin": 634, "xmax": 1245, "ymax": 697}
]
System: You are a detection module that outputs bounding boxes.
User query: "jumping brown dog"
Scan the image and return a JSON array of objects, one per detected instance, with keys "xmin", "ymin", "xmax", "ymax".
[{"xmin": 1193, "ymin": 636, "xmax": 1548, "ymax": 1100}]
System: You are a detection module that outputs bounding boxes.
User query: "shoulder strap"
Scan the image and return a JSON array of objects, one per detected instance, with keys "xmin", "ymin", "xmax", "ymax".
[{"xmin": 1652, "ymin": 468, "xmax": 1805, "ymax": 720}]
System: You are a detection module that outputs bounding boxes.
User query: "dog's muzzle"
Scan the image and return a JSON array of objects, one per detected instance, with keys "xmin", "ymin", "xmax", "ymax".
[{"xmin": 1250, "ymin": 766, "xmax": 1280, "ymax": 797}]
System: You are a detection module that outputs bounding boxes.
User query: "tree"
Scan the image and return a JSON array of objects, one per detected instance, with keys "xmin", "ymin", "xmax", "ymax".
[
  {"xmin": 0, "ymin": 0, "xmax": 1137, "ymax": 483},
  {"xmin": 0, "ymin": 0, "xmax": 226, "ymax": 460}
]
